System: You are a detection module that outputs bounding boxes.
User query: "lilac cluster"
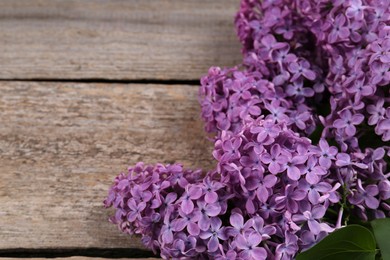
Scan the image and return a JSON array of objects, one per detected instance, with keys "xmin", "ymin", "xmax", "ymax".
[
  {"xmin": 105, "ymin": 0, "xmax": 390, "ymax": 259},
  {"xmin": 104, "ymin": 162, "xmax": 275, "ymax": 259}
]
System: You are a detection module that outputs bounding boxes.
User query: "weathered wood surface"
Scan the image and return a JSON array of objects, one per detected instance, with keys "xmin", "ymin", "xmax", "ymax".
[
  {"xmin": 0, "ymin": 0, "xmax": 241, "ymax": 80},
  {"xmin": 0, "ymin": 82, "xmax": 215, "ymax": 249}
]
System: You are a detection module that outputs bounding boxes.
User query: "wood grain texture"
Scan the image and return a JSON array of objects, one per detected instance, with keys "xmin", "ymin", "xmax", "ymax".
[
  {"xmin": 0, "ymin": 82, "xmax": 215, "ymax": 249},
  {"xmin": 0, "ymin": 0, "xmax": 242, "ymax": 80}
]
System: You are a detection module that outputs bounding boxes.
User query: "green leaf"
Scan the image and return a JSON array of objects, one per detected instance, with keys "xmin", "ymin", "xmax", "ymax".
[
  {"xmin": 371, "ymin": 218, "xmax": 390, "ymax": 260},
  {"xmin": 296, "ymin": 225, "xmax": 377, "ymax": 260}
]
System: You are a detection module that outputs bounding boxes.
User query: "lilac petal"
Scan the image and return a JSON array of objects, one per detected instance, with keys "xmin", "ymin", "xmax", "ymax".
[
  {"xmin": 269, "ymin": 162, "xmax": 280, "ymax": 174},
  {"xmin": 365, "ymin": 196, "xmax": 380, "ymax": 209},
  {"xmin": 319, "ymin": 157, "xmax": 332, "ymax": 169},
  {"xmin": 246, "ymin": 199, "xmax": 256, "ymax": 214},
  {"xmin": 199, "ymin": 215, "xmax": 210, "ymax": 231},
  {"xmin": 205, "ymin": 191, "xmax": 218, "ymax": 204},
  {"xmin": 127, "ymin": 212, "xmax": 137, "ymax": 222},
  {"xmin": 257, "ymin": 186, "xmax": 269, "ymax": 202},
  {"xmin": 166, "ymin": 192, "xmax": 177, "ymax": 204},
  {"xmin": 252, "ymin": 247, "xmax": 267, "ymax": 260},
  {"xmin": 235, "ymin": 235, "xmax": 247, "ymax": 249},
  {"xmin": 345, "ymin": 124, "xmax": 356, "ymax": 136},
  {"xmin": 366, "ymin": 185, "xmax": 379, "ymax": 196},
  {"xmin": 206, "ymin": 204, "xmax": 221, "ymax": 217},
  {"xmin": 308, "ymin": 219, "xmax": 321, "ymax": 235},
  {"xmin": 288, "ymin": 166, "xmax": 301, "ymax": 180},
  {"xmin": 247, "ymin": 233, "xmax": 262, "ymax": 246},
  {"xmin": 230, "ymin": 213, "xmax": 244, "ymax": 229},
  {"xmin": 162, "ymin": 229, "xmax": 174, "ymax": 243},
  {"xmin": 199, "ymin": 231, "xmax": 212, "ymax": 240},
  {"xmin": 181, "ymin": 199, "xmax": 194, "ymax": 214},
  {"xmin": 263, "ymin": 175, "xmax": 278, "ymax": 188},
  {"xmin": 189, "ymin": 186, "xmax": 203, "ymax": 199},
  {"xmin": 306, "ymin": 171, "xmax": 320, "ymax": 184},
  {"xmin": 208, "ymin": 236, "xmax": 219, "ymax": 252},
  {"xmin": 308, "ymin": 189, "xmax": 320, "ymax": 204},
  {"xmin": 303, "ymin": 70, "xmax": 316, "ymax": 80},
  {"xmin": 188, "ymin": 222, "xmax": 200, "ymax": 236},
  {"xmin": 173, "ymin": 218, "xmax": 187, "ymax": 231},
  {"xmin": 312, "ymin": 206, "xmax": 326, "ymax": 218},
  {"xmin": 292, "ymin": 189, "xmax": 307, "ymax": 200}
]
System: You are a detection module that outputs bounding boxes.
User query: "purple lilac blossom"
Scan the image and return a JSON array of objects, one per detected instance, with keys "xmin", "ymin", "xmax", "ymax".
[{"xmin": 105, "ymin": 0, "xmax": 390, "ymax": 259}]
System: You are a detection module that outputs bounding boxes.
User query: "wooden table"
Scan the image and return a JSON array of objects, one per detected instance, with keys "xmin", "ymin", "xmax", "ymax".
[{"xmin": 0, "ymin": 0, "xmax": 241, "ymax": 259}]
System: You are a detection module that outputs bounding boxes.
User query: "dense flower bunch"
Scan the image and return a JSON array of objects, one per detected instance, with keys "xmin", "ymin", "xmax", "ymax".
[{"xmin": 105, "ymin": 0, "xmax": 390, "ymax": 259}]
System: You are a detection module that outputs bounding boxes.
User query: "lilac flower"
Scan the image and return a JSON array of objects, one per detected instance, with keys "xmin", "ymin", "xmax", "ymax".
[
  {"xmin": 275, "ymin": 232, "xmax": 298, "ymax": 260},
  {"xmin": 255, "ymin": 173, "xmax": 278, "ymax": 202},
  {"xmin": 370, "ymin": 62, "xmax": 390, "ymax": 85},
  {"xmin": 197, "ymin": 200, "xmax": 222, "ymax": 231},
  {"xmin": 292, "ymin": 206, "xmax": 334, "ymax": 234},
  {"xmin": 235, "ymin": 232, "xmax": 267, "ymax": 260},
  {"xmin": 286, "ymin": 79, "xmax": 315, "ymax": 98},
  {"xmin": 179, "ymin": 185, "xmax": 203, "ymax": 214},
  {"xmin": 172, "ymin": 208, "xmax": 201, "ymax": 236},
  {"xmin": 327, "ymin": 14, "xmax": 350, "ymax": 43},
  {"xmin": 260, "ymin": 144, "xmax": 289, "ymax": 174},
  {"xmin": 369, "ymin": 38, "xmax": 390, "ymax": 64},
  {"xmin": 202, "ymin": 177, "xmax": 224, "ymax": 204},
  {"xmin": 350, "ymin": 180, "xmax": 380, "ymax": 209},
  {"xmin": 127, "ymin": 199, "xmax": 146, "ymax": 222},
  {"xmin": 298, "ymin": 180, "xmax": 333, "ymax": 205},
  {"xmin": 275, "ymin": 185, "xmax": 307, "ymax": 213},
  {"xmin": 258, "ymin": 34, "xmax": 286, "ymax": 59},
  {"xmin": 288, "ymin": 60, "xmax": 316, "ymax": 81},
  {"xmin": 345, "ymin": 0, "xmax": 367, "ymax": 20},
  {"xmin": 284, "ymin": 154, "xmax": 308, "ymax": 181},
  {"xmin": 200, "ymin": 217, "xmax": 228, "ymax": 252},
  {"xmin": 252, "ymin": 215, "xmax": 276, "ymax": 240},
  {"xmin": 228, "ymin": 213, "xmax": 254, "ymax": 236},
  {"xmin": 333, "ymin": 110, "xmax": 364, "ymax": 137},
  {"xmin": 303, "ymin": 156, "xmax": 326, "ymax": 184},
  {"xmin": 316, "ymin": 139, "xmax": 338, "ymax": 169}
]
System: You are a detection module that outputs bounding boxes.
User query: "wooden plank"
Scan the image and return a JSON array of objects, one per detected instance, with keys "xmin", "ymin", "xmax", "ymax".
[
  {"xmin": 0, "ymin": 82, "xmax": 215, "ymax": 249},
  {"xmin": 0, "ymin": 0, "xmax": 241, "ymax": 80}
]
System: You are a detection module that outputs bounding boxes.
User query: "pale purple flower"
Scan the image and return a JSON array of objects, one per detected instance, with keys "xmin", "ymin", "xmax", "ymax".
[
  {"xmin": 350, "ymin": 180, "xmax": 380, "ymax": 209},
  {"xmin": 286, "ymin": 78, "xmax": 315, "ymax": 98},
  {"xmin": 179, "ymin": 185, "xmax": 203, "ymax": 214},
  {"xmin": 252, "ymin": 215, "xmax": 276, "ymax": 240},
  {"xmin": 333, "ymin": 110, "xmax": 364, "ymax": 136},
  {"xmin": 292, "ymin": 206, "xmax": 334, "ymax": 234},
  {"xmin": 328, "ymin": 14, "xmax": 350, "ymax": 43},
  {"xmin": 228, "ymin": 213, "xmax": 254, "ymax": 236},
  {"xmin": 275, "ymin": 185, "xmax": 307, "ymax": 213},
  {"xmin": 260, "ymin": 144, "xmax": 289, "ymax": 174},
  {"xmin": 127, "ymin": 199, "xmax": 146, "ymax": 222},
  {"xmin": 298, "ymin": 179, "xmax": 333, "ymax": 205},
  {"xmin": 369, "ymin": 38, "xmax": 390, "ymax": 64},
  {"xmin": 317, "ymin": 139, "xmax": 338, "ymax": 169},
  {"xmin": 235, "ymin": 232, "xmax": 267, "ymax": 260},
  {"xmin": 197, "ymin": 200, "xmax": 222, "ymax": 231},
  {"xmin": 172, "ymin": 208, "xmax": 201, "ymax": 236},
  {"xmin": 288, "ymin": 60, "xmax": 316, "ymax": 81},
  {"xmin": 367, "ymin": 98, "xmax": 386, "ymax": 125},
  {"xmin": 275, "ymin": 232, "xmax": 298, "ymax": 260},
  {"xmin": 370, "ymin": 62, "xmax": 390, "ymax": 85},
  {"xmin": 200, "ymin": 217, "xmax": 228, "ymax": 252}
]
